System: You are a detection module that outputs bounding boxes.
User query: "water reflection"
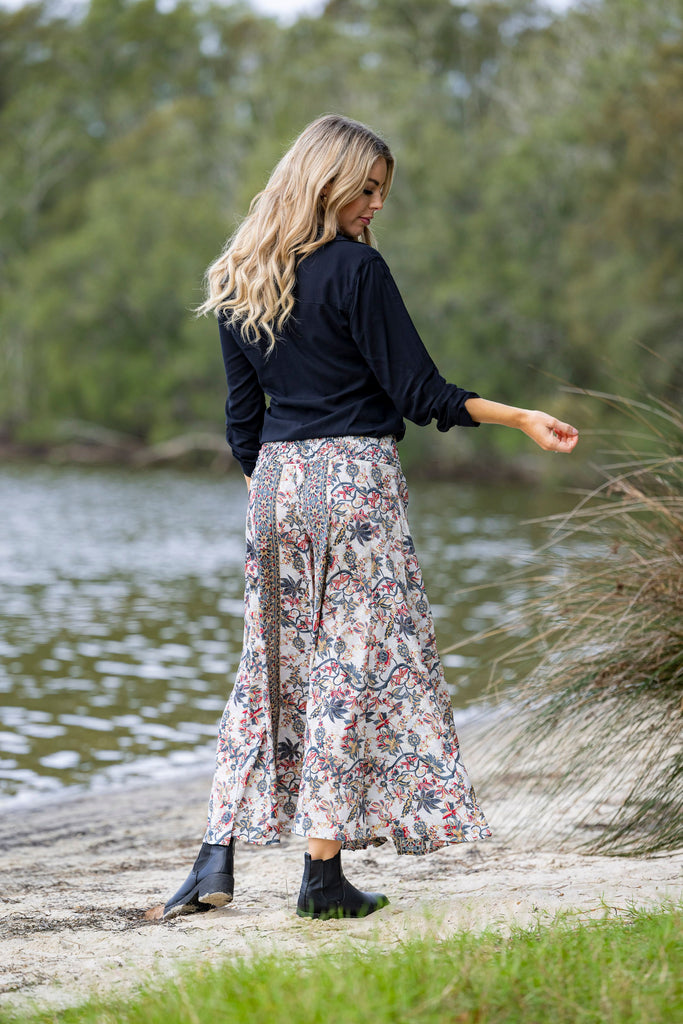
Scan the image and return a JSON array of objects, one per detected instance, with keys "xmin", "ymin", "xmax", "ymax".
[{"xmin": 0, "ymin": 463, "xmax": 578, "ymax": 804}]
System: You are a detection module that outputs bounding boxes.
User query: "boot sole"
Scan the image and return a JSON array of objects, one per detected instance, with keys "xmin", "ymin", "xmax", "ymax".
[
  {"xmin": 296, "ymin": 897, "xmax": 389, "ymax": 920},
  {"xmin": 162, "ymin": 873, "xmax": 234, "ymax": 921},
  {"xmin": 199, "ymin": 890, "xmax": 233, "ymax": 908},
  {"xmin": 198, "ymin": 871, "xmax": 234, "ymax": 906},
  {"xmin": 162, "ymin": 900, "xmax": 208, "ymax": 922}
]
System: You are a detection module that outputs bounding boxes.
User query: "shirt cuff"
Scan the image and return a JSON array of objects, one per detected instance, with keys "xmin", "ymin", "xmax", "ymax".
[
  {"xmin": 435, "ymin": 389, "xmax": 481, "ymax": 431},
  {"xmin": 236, "ymin": 454, "xmax": 258, "ymax": 476},
  {"xmin": 457, "ymin": 390, "xmax": 481, "ymax": 428}
]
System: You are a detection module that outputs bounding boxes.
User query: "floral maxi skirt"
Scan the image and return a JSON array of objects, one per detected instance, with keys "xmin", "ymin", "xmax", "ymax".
[{"xmin": 205, "ymin": 436, "xmax": 491, "ymax": 855}]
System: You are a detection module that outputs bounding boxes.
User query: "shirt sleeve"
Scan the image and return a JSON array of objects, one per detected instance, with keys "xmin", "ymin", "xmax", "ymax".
[
  {"xmin": 348, "ymin": 254, "xmax": 480, "ymax": 430},
  {"xmin": 218, "ymin": 317, "xmax": 266, "ymax": 476}
]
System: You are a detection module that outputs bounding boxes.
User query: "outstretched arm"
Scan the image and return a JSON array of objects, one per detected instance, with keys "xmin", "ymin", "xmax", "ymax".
[{"xmin": 464, "ymin": 398, "xmax": 579, "ymax": 453}]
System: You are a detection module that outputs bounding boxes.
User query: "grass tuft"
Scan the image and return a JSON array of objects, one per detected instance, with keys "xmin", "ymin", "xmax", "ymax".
[{"xmin": 479, "ymin": 390, "xmax": 682, "ymax": 854}]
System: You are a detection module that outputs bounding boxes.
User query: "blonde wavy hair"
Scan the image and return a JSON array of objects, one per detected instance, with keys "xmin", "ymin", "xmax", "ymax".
[{"xmin": 197, "ymin": 114, "xmax": 394, "ymax": 351}]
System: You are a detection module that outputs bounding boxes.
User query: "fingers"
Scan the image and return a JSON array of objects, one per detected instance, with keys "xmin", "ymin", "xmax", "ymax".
[
  {"xmin": 529, "ymin": 413, "xmax": 579, "ymax": 452},
  {"xmin": 552, "ymin": 434, "xmax": 579, "ymax": 453},
  {"xmin": 551, "ymin": 418, "xmax": 579, "ymax": 440},
  {"xmin": 548, "ymin": 420, "xmax": 579, "ymax": 453}
]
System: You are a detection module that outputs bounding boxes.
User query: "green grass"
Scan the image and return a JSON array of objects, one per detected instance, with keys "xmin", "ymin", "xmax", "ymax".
[{"xmin": 4, "ymin": 905, "xmax": 681, "ymax": 1024}]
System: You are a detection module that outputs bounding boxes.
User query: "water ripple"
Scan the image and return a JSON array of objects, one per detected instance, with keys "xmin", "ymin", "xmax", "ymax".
[{"xmin": 0, "ymin": 463, "xmax": 585, "ymax": 804}]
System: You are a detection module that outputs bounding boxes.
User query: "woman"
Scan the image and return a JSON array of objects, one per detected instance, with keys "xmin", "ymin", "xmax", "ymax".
[{"xmin": 162, "ymin": 114, "xmax": 578, "ymax": 922}]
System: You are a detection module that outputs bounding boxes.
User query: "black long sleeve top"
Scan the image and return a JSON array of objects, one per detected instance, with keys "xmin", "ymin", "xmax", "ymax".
[{"xmin": 218, "ymin": 233, "xmax": 479, "ymax": 476}]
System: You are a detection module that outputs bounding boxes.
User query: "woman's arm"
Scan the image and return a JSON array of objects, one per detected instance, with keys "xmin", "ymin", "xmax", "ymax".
[
  {"xmin": 218, "ymin": 319, "xmax": 266, "ymax": 477},
  {"xmin": 349, "ymin": 256, "xmax": 479, "ymax": 430},
  {"xmin": 464, "ymin": 398, "xmax": 579, "ymax": 453}
]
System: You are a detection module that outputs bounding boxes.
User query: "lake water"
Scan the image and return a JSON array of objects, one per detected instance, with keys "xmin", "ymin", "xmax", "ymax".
[{"xmin": 0, "ymin": 463, "xmax": 579, "ymax": 806}]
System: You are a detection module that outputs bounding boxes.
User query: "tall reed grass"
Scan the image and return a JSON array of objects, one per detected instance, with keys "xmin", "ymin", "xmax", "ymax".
[{"xmin": 465, "ymin": 391, "xmax": 682, "ymax": 854}]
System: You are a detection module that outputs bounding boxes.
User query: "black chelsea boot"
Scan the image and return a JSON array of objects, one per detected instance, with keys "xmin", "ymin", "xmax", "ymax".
[
  {"xmin": 162, "ymin": 839, "xmax": 235, "ymax": 921},
  {"xmin": 296, "ymin": 849, "xmax": 389, "ymax": 919}
]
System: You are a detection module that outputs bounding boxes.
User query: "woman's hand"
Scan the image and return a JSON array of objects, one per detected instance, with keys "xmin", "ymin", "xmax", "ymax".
[
  {"xmin": 518, "ymin": 410, "xmax": 579, "ymax": 453},
  {"xmin": 464, "ymin": 397, "xmax": 579, "ymax": 453},
  {"xmin": 244, "ymin": 475, "xmax": 251, "ymax": 491}
]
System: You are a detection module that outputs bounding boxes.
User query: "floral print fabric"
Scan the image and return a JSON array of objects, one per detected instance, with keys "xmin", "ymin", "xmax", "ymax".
[{"xmin": 205, "ymin": 436, "xmax": 491, "ymax": 854}]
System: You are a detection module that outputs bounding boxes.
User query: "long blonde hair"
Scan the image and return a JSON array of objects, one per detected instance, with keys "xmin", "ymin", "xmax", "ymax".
[{"xmin": 197, "ymin": 114, "xmax": 394, "ymax": 350}]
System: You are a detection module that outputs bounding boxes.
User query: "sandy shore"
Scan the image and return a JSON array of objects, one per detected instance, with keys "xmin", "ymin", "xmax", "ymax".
[{"xmin": 1, "ymin": 721, "xmax": 681, "ymax": 1016}]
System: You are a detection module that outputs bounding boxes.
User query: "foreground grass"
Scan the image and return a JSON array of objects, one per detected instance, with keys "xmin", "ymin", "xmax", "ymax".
[{"xmin": 4, "ymin": 905, "xmax": 681, "ymax": 1024}]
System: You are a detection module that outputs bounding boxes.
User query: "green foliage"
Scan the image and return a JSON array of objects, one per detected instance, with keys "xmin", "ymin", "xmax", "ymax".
[
  {"xmin": 1, "ymin": 0, "xmax": 681, "ymax": 459},
  {"xmin": 2, "ymin": 905, "xmax": 681, "ymax": 1024}
]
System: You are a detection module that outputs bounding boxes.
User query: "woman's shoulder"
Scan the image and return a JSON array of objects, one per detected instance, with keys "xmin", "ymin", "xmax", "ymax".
[
  {"xmin": 296, "ymin": 236, "xmax": 392, "ymax": 310},
  {"xmin": 302, "ymin": 235, "xmax": 387, "ymax": 287}
]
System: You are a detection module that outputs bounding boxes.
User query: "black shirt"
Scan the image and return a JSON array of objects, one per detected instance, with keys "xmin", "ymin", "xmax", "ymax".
[{"xmin": 218, "ymin": 233, "xmax": 479, "ymax": 475}]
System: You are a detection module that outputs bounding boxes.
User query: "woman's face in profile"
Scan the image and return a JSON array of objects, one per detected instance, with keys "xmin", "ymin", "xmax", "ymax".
[{"xmin": 336, "ymin": 157, "xmax": 387, "ymax": 239}]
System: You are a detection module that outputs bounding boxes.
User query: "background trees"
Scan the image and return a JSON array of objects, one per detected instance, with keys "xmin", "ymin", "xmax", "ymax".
[{"xmin": 1, "ymin": 0, "xmax": 680, "ymax": 468}]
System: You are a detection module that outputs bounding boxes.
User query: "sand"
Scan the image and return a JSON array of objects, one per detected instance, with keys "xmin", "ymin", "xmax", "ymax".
[{"xmin": 1, "ymin": 720, "xmax": 681, "ymax": 1016}]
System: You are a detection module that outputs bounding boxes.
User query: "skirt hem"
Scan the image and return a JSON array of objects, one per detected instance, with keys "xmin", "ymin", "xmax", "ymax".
[{"xmin": 206, "ymin": 821, "xmax": 493, "ymax": 856}]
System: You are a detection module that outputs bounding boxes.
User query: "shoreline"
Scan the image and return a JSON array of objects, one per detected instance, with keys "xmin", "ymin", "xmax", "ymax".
[
  {"xmin": 0, "ymin": 437, "xmax": 582, "ymax": 487},
  {"xmin": 1, "ymin": 719, "xmax": 681, "ymax": 1016},
  {"xmin": 0, "ymin": 755, "xmax": 217, "ymax": 816}
]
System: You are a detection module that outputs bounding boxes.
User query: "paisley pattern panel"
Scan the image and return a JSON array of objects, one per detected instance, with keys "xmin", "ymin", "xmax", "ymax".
[{"xmin": 205, "ymin": 436, "xmax": 491, "ymax": 854}]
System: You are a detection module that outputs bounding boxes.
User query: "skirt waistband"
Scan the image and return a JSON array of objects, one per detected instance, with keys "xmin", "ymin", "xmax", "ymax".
[{"xmin": 257, "ymin": 435, "xmax": 400, "ymax": 469}]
